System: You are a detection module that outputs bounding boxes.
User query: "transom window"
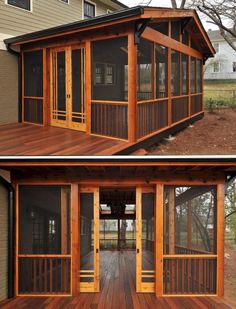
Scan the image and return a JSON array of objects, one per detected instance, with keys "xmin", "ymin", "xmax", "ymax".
[
  {"xmin": 7, "ymin": 0, "xmax": 31, "ymax": 11},
  {"xmin": 84, "ymin": 0, "xmax": 95, "ymax": 19}
]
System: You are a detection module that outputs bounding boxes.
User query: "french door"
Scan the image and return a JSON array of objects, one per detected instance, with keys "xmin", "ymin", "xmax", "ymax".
[
  {"xmin": 136, "ymin": 187, "xmax": 155, "ymax": 293},
  {"xmin": 51, "ymin": 46, "xmax": 86, "ymax": 131},
  {"xmin": 79, "ymin": 187, "xmax": 100, "ymax": 292}
]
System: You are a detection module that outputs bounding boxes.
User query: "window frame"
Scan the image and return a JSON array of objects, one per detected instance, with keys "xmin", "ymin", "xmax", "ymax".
[
  {"xmin": 59, "ymin": 0, "xmax": 69, "ymax": 4},
  {"xmin": 83, "ymin": 0, "xmax": 96, "ymax": 20},
  {"xmin": 5, "ymin": 0, "xmax": 32, "ymax": 12}
]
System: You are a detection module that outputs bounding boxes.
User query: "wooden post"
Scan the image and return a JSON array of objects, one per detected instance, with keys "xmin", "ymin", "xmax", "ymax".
[
  {"xmin": 167, "ymin": 46, "xmax": 172, "ymax": 126},
  {"xmin": 61, "ymin": 188, "xmax": 68, "ymax": 254},
  {"xmin": 71, "ymin": 183, "xmax": 79, "ymax": 295},
  {"xmin": 155, "ymin": 184, "xmax": 163, "ymax": 297},
  {"xmin": 85, "ymin": 40, "xmax": 92, "ymax": 135},
  {"xmin": 168, "ymin": 187, "xmax": 175, "ymax": 254},
  {"xmin": 94, "ymin": 187, "xmax": 100, "ymax": 292},
  {"xmin": 136, "ymin": 186, "xmax": 142, "ymax": 292},
  {"xmin": 188, "ymin": 55, "xmax": 191, "ymax": 117},
  {"xmin": 217, "ymin": 183, "xmax": 225, "ymax": 297},
  {"xmin": 128, "ymin": 30, "xmax": 137, "ymax": 143},
  {"xmin": 187, "ymin": 201, "xmax": 192, "ymax": 249}
]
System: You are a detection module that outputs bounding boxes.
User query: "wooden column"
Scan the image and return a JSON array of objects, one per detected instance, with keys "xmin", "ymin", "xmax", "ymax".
[
  {"xmin": 167, "ymin": 46, "xmax": 172, "ymax": 126},
  {"xmin": 94, "ymin": 187, "xmax": 100, "ymax": 292},
  {"xmin": 217, "ymin": 183, "xmax": 225, "ymax": 297},
  {"xmin": 128, "ymin": 30, "xmax": 137, "ymax": 143},
  {"xmin": 61, "ymin": 188, "xmax": 68, "ymax": 254},
  {"xmin": 167, "ymin": 22, "xmax": 172, "ymax": 127},
  {"xmin": 168, "ymin": 187, "xmax": 175, "ymax": 254},
  {"xmin": 71, "ymin": 183, "xmax": 79, "ymax": 295},
  {"xmin": 187, "ymin": 200, "xmax": 192, "ymax": 249},
  {"xmin": 188, "ymin": 55, "xmax": 191, "ymax": 117},
  {"xmin": 155, "ymin": 184, "xmax": 163, "ymax": 297},
  {"xmin": 136, "ymin": 186, "xmax": 142, "ymax": 292},
  {"xmin": 85, "ymin": 40, "xmax": 92, "ymax": 135},
  {"xmin": 15, "ymin": 184, "xmax": 19, "ymax": 296}
]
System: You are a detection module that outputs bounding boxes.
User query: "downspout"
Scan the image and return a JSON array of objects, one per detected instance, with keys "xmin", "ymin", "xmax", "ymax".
[
  {"xmin": 0, "ymin": 175, "xmax": 14, "ymax": 299},
  {"xmin": 5, "ymin": 42, "xmax": 22, "ymax": 123}
]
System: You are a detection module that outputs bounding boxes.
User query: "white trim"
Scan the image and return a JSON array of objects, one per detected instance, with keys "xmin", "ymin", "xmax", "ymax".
[
  {"xmin": 58, "ymin": 0, "xmax": 70, "ymax": 4},
  {"xmin": 0, "ymin": 33, "xmax": 14, "ymax": 51},
  {"xmin": 107, "ymin": 9, "xmax": 113, "ymax": 14},
  {"xmin": 82, "ymin": 0, "xmax": 97, "ymax": 20},
  {"xmin": 5, "ymin": 0, "xmax": 33, "ymax": 12}
]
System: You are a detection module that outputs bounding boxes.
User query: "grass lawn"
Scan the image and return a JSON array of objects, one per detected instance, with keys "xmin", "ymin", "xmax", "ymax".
[{"xmin": 204, "ymin": 81, "xmax": 236, "ymax": 109}]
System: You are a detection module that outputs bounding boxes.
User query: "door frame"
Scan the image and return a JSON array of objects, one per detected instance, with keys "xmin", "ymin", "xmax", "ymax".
[
  {"xmin": 136, "ymin": 186, "xmax": 155, "ymax": 293},
  {"xmin": 50, "ymin": 44, "xmax": 86, "ymax": 131},
  {"xmin": 79, "ymin": 186, "xmax": 100, "ymax": 293}
]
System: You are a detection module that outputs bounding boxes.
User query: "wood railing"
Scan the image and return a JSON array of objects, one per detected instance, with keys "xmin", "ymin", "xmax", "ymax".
[
  {"xmin": 172, "ymin": 96, "xmax": 189, "ymax": 124},
  {"xmin": 137, "ymin": 99, "xmax": 168, "ymax": 139},
  {"xmin": 91, "ymin": 101, "xmax": 128, "ymax": 140},
  {"xmin": 163, "ymin": 256, "xmax": 217, "ymax": 295},
  {"xmin": 175, "ymin": 245, "xmax": 212, "ymax": 255},
  {"xmin": 191, "ymin": 94, "xmax": 203, "ymax": 115},
  {"xmin": 18, "ymin": 256, "xmax": 71, "ymax": 295}
]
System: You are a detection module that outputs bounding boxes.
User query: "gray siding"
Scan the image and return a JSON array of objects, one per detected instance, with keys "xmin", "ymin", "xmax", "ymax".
[
  {"xmin": 0, "ymin": 183, "xmax": 8, "ymax": 301},
  {"xmin": 0, "ymin": 0, "xmax": 116, "ymax": 36},
  {"xmin": 0, "ymin": 50, "xmax": 18, "ymax": 124}
]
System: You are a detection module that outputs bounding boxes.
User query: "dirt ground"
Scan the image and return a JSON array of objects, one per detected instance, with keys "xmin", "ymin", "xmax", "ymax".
[
  {"xmin": 225, "ymin": 243, "xmax": 236, "ymax": 303},
  {"xmin": 147, "ymin": 108, "xmax": 236, "ymax": 155}
]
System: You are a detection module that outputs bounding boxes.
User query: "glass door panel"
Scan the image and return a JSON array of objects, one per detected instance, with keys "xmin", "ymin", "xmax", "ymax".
[
  {"xmin": 51, "ymin": 49, "xmax": 68, "ymax": 127},
  {"xmin": 79, "ymin": 188, "xmax": 99, "ymax": 292},
  {"xmin": 71, "ymin": 48, "xmax": 86, "ymax": 131},
  {"xmin": 136, "ymin": 187, "xmax": 155, "ymax": 293},
  {"xmin": 51, "ymin": 46, "xmax": 86, "ymax": 131}
]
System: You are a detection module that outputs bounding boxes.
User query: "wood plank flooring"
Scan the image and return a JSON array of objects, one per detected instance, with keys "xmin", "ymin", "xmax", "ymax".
[
  {"xmin": 0, "ymin": 123, "xmax": 131, "ymax": 155},
  {"xmin": 0, "ymin": 251, "xmax": 235, "ymax": 309}
]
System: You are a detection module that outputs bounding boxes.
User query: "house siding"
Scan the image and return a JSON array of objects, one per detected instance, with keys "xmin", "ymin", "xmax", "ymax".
[
  {"xmin": 0, "ymin": 50, "xmax": 18, "ymax": 124},
  {"xmin": 0, "ymin": 0, "xmax": 115, "ymax": 36},
  {"xmin": 0, "ymin": 182, "xmax": 8, "ymax": 301}
]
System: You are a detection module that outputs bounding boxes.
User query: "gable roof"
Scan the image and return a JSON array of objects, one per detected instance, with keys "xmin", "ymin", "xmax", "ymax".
[{"xmin": 4, "ymin": 6, "xmax": 215, "ymax": 57}]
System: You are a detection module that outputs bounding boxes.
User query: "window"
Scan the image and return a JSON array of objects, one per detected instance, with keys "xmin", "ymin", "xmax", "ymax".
[
  {"xmin": 171, "ymin": 21, "xmax": 180, "ymax": 41},
  {"xmin": 84, "ymin": 0, "xmax": 95, "ymax": 19},
  {"xmin": 191, "ymin": 57, "xmax": 196, "ymax": 93},
  {"xmin": 171, "ymin": 50, "xmax": 180, "ymax": 96},
  {"xmin": 156, "ymin": 44, "xmax": 168, "ymax": 98},
  {"xmin": 182, "ymin": 54, "xmax": 189, "ymax": 95},
  {"xmin": 137, "ymin": 39, "xmax": 154, "ymax": 101},
  {"xmin": 92, "ymin": 37, "xmax": 128, "ymax": 101},
  {"xmin": 233, "ymin": 62, "xmax": 236, "ymax": 72},
  {"xmin": 213, "ymin": 61, "xmax": 220, "ymax": 73},
  {"xmin": 213, "ymin": 43, "xmax": 219, "ymax": 53},
  {"xmin": 7, "ymin": 0, "xmax": 31, "ymax": 11}
]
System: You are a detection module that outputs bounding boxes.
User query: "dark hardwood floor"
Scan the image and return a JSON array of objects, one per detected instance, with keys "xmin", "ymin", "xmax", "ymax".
[
  {"xmin": 0, "ymin": 251, "xmax": 235, "ymax": 309},
  {"xmin": 0, "ymin": 123, "xmax": 131, "ymax": 155}
]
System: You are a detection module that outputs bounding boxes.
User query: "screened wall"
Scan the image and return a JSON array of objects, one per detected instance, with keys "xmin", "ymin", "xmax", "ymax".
[
  {"xmin": 18, "ymin": 185, "xmax": 71, "ymax": 295},
  {"xmin": 91, "ymin": 37, "xmax": 128, "ymax": 139},
  {"xmin": 23, "ymin": 50, "xmax": 44, "ymax": 124},
  {"xmin": 163, "ymin": 185, "xmax": 217, "ymax": 295}
]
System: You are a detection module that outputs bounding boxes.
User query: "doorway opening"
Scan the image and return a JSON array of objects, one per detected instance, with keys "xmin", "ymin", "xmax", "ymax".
[{"xmin": 99, "ymin": 188, "xmax": 136, "ymax": 293}]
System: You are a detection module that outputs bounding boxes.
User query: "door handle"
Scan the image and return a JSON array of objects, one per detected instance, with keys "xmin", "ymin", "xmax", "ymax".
[
  {"xmin": 96, "ymin": 249, "xmax": 99, "ymax": 253},
  {"xmin": 137, "ymin": 248, "xmax": 139, "ymax": 254}
]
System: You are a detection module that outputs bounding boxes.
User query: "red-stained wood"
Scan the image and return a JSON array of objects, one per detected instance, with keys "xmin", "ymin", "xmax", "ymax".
[
  {"xmin": 0, "ymin": 123, "xmax": 131, "ymax": 155},
  {"xmin": 128, "ymin": 30, "xmax": 137, "ymax": 143},
  {"xmin": 1, "ymin": 251, "xmax": 234, "ymax": 308}
]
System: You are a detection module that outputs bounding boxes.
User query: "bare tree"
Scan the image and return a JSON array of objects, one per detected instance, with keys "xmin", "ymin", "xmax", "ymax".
[{"xmin": 170, "ymin": 0, "xmax": 236, "ymax": 52}]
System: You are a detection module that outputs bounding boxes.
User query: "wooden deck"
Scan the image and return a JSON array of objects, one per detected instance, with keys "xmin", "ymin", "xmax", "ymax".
[
  {"xmin": 0, "ymin": 251, "xmax": 235, "ymax": 309},
  {"xmin": 0, "ymin": 123, "xmax": 132, "ymax": 155}
]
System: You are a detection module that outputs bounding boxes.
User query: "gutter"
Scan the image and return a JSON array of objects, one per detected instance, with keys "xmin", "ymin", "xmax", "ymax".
[
  {"xmin": 0, "ymin": 176, "xmax": 14, "ymax": 299},
  {"xmin": 5, "ymin": 43, "xmax": 22, "ymax": 123}
]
